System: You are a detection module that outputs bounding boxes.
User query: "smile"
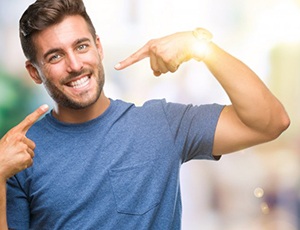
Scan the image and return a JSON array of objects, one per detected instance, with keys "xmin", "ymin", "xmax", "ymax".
[{"xmin": 67, "ymin": 76, "xmax": 90, "ymax": 89}]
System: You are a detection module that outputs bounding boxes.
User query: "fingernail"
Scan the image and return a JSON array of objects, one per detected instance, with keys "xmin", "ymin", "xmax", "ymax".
[
  {"xmin": 40, "ymin": 104, "xmax": 49, "ymax": 111},
  {"xmin": 114, "ymin": 63, "xmax": 121, "ymax": 69}
]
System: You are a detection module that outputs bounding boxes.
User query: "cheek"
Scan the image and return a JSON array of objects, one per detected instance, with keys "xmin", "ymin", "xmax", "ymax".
[
  {"xmin": 41, "ymin": 64, "xmax": 65, "ymax": 83},
  {"xmin": 90, "ymin": 49, "xmax": 103, "ymax": 63}
]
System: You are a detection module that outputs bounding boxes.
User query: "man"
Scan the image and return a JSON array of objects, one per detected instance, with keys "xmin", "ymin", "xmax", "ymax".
[{"xmin": 0, "ymin": 0, "xmax": 290, "ymax": 229}]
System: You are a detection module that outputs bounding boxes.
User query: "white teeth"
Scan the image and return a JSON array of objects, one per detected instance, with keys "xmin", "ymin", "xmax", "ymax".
[{"xmin": 69, "ymin": 76, "xmax": 89, "ymax": 89}]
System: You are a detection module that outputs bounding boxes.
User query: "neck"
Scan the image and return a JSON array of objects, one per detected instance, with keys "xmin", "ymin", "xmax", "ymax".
[{"xmin": 52, "ymin": 92, "xmax": 110, "ymax": 124}]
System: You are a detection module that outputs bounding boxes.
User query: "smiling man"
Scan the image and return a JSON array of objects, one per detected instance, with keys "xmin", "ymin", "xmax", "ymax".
[
  {"xmin": 25, "ymin": 14, "xmax": 109, "ymax": 123},
  {"xmin": 0, "ymin": 0, "xmax": 290, "ymax": 229}
]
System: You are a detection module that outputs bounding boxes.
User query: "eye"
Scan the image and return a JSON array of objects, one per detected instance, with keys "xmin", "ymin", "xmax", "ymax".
[
  {"xmin": 48, "ymin": 54, "xmax": 62, "ymax": 63},
  {"xmin": 77, "ymin": 44, "xmax": 88, "ymax": 52}
]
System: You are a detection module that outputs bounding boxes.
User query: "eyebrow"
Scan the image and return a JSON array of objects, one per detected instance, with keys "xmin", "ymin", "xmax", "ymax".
[
  {"xmin": 42, "ymin": 37, "xmax": 92, "ymax": 61},
  {"xmin": 43, "ymin": 48, "xmax": 63, "ymax": 61}
]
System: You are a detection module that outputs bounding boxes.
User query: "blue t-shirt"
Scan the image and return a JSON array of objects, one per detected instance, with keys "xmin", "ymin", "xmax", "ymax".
[{"xmin": 7, "ymin": 99, "xmax": 223, "ymax": 230}]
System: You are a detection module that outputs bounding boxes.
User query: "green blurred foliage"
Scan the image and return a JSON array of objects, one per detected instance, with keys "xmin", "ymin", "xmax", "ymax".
[{"xmin": 0, "ymin": 67, "xmax": 33, "ymax": 138}]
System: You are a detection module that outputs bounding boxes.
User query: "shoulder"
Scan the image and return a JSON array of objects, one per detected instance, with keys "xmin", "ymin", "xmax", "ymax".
[{"xmin": 141, "ymin": 99, "xmax": 224, "ymax": 118}]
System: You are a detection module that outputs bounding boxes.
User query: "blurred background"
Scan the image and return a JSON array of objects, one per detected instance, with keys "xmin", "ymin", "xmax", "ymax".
[{"xmin": 0, "ymin": 0, "xmax": 299, "ymax": 229}]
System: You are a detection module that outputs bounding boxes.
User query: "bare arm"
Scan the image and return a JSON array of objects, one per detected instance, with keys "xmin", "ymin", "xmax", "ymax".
[
  {"xmin": 0, "ymin": 105, "xmax": 49, "ymax": 229},
  {"xmin": 203, "ymin": 43, "xmax": 290, "ymax": 155},
  {"xmin": 114, "ymin": 29, "xmax": 290, "ymax": 156},
  {"xmin": 0, "ymin": 178, "xmax": 8, "ymax": 229}
]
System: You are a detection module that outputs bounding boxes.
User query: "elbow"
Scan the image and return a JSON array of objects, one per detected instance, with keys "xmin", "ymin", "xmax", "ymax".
[
  {"xmin": 277, "ymin": 112, "xmax": 290, "ymax": 135},
  {"xmin": 265, "ymin": 109, "xmax": 290, "ymax": 141}
]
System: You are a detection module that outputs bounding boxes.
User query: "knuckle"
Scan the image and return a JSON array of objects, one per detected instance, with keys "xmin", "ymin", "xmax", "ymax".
[
  {"xmin": 7, "ymin": 126, "xmax": 17, "ymax": 136},
  {"xmin": 163, "ymin": 56, "xmax": 172, "ymax": 64},
  {"xmin": 15, "ymin": 133, "xmax": 25, "ymax": 142},
  {"xmin": 130, "ymin": 52, "xmax": 138, "ymax": 60},
  {"xmin": 18, "ymin": 143, "xmax": 28, "ymax": 152},
  {"xmin": 24, "ymin": 115, "xmax": 34, "ymax": 126},
  {"xmin": 32, "ymin": 141, "xmax": 36, "ymax": 150},
  {"xmin": 22, "ymin": 153, "xmax": 32, "ymax": 163},
  {"xmin": 149, "ymin": 41, "xmax": 158, "ymax": 52},
  {"xmin": 147, "ymin": 39, "xmax": 155, "ymax": 46},
  {"xmin": 6, "ymin": 133, "xmax": 22, "ymax": 143}
]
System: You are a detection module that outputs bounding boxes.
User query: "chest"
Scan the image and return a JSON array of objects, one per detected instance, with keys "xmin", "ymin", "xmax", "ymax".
[{"xmin": 26, "ymin": 124, "xmax": 181, "ymax": 223}]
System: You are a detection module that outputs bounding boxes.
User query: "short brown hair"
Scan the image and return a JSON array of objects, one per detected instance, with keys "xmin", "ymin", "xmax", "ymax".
[{"xmin": 19, "ymin": 0, "xmax": 96, "ymax": 63}]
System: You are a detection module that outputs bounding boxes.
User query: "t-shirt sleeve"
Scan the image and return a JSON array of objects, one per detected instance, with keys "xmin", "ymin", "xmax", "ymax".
[
  {"xmin": 161, "ymin": 100, "xmax": 224, "ymax": 163},
  {"xmin": 7, "ymin": 174, "xmax": 30, "ymax": 229}
]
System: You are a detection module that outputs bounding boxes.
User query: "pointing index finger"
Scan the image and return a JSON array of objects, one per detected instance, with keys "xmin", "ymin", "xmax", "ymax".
[
  {"xmin": 17, "ymin": 104, "xmax": 49, "ymax": 133},
  {"xmin": 114, "ymin": 44, "xmax": 150, "ymax": 70}
]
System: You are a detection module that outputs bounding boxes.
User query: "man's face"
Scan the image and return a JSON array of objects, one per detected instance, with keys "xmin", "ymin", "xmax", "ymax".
[{"xmin": 31, "ymin": 15, "xmax": 104, "ymax": 110}]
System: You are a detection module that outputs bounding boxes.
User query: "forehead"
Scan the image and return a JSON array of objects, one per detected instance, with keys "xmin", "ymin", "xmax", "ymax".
[{"xmin": 33, "ymin": 15, "xmax": 93, "ymax": 56}]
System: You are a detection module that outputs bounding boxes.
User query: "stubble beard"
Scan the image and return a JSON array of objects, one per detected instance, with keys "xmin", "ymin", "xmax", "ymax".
[{"xmin": 44, "ymin": 64, "xmax": 105, "ymax": 110}]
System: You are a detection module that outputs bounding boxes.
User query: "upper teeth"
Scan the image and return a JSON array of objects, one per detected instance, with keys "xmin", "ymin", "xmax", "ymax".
[{"xmin": 69, "ymin": 76, "xmax": 89, "ymax": 89}]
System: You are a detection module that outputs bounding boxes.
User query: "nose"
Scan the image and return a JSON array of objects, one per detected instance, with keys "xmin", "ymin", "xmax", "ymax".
[{"xmin": 66, "ymin": 52, "xmax": 83, "ymax": 73}]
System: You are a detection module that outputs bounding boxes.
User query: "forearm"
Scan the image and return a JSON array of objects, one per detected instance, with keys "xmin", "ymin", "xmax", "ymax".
[
  {"xmin": 115, "ymin": 28, "xmax": 289, "ymax": 154},
  {"xmin": 0, "ymin": 178, "xmax": 8, "ymax": 230},
  {"xmin": 203, "ymin": 42, "xmax": 289, "ymax": 137}
]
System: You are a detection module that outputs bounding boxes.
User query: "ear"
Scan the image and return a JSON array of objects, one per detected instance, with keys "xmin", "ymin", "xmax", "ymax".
[
  {"xmin": 25, "ymin": 61, "xmax": 43, "ymax": 84},
  {"xmin": 95, "ymin": 35, "xmax": 104, "ymax": 60}
]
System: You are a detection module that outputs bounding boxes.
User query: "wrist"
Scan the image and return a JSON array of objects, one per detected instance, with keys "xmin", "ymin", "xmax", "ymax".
[
  {"xmin": 0, "ymin": 176, "xmax": 6, "ymax": 186},
  {"xmin": 0, "ymin": 167, "xmax": 9, "ymax": 183},
  {"xmin": 191, "ymin": 28, "xmax": 213, "ymax": 61}
]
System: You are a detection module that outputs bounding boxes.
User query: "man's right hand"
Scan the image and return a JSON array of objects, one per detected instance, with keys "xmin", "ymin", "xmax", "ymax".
[{"xmin": 0, "ymin": 104, "xmax": 49, "ymax": 180}]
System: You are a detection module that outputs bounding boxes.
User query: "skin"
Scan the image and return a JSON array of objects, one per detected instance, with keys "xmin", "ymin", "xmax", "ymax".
[
  {"xmin": 26, "ymin": 15, "xmax": 110, "ymax": 123},
  {"xmin": 0, "ymin": 15, "xmax": 290, "ymax": 229},
  {"xmin": 0, "ymin": 105, "xmax": 49, "ymax": 228},
  {"xmin": 114, "ymin": 31, "xmax": 290, "ymax": 155}
]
